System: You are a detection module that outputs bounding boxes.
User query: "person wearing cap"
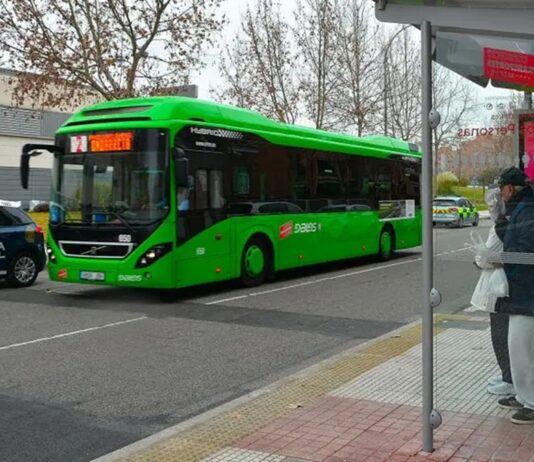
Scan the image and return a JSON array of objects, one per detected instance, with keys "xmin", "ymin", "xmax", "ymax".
[{"xmin": 493, "ymin": 166, "xmax": 534, "ymax": 424}]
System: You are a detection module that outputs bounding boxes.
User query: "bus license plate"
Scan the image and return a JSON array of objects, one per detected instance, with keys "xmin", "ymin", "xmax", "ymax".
[{"xmin": 80, "ymin": 271, "xmax": 105, "ymax": 281}]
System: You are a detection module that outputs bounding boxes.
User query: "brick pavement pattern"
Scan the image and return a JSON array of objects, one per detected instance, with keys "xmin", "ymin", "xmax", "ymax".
[
  {"xmin": 233, "ymin": 397, "xmax": 534, "ymax": 462},
  {"xmin": 200, "ymin": 325, "xmax": 534, "ymax": 462},
  {"xmin": 116, "ymin": 317, "xmax": 534, "ymax": 462}
]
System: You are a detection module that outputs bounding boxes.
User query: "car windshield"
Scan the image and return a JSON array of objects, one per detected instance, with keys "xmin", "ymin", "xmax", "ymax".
[
  {"xmin": 433, "ymin": 199, "xmax": 457, "ymax": 207},
  {"xmin": 319, "ymin": 205, "xmax": 346, "ymax": 212},
  {"xmin": 2, "ymin": 207, "xmax": 33, "ymax": 225},
  {"xmin": 227, "ymin": 203, "xmax": 253, "ymax": 214},
  {"xmin": 52, "ymin": 129, "xmax": 168, "ymax": 225}
]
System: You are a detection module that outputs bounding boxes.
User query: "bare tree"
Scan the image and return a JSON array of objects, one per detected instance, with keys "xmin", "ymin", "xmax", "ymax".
[
  {"xmin": 329, "ymin": 0, "xmax": 382, "ymax": 136},
  {"xmin": 433, "ymin": 64, "xmax": 478, "ymax": 175},
  {"xmin": 486, "ymin": 93, "xmax": 522, "ymax": 168},
  {"xmin": 212, "ymin": 0, "xmax": 301, "ymax": 123},
  {"xmin": 384, "ymin": 28, "xmax": 421, "ymax": 141},
  {"xmin": 294, "ymin": 0, "xmax": 338, "ymax": 129},
  {"xmin": 0, "ymin": 0, "xmax": 224, "ymax": 109}
]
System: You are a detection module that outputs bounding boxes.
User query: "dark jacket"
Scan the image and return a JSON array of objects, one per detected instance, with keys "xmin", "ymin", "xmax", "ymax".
[{"xmin": 496, "ymin": 186, "xmax": 534, "ymax": 316}]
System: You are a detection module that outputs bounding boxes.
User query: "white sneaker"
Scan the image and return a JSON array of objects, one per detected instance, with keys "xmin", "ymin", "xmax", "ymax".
[
  {"xmin": 488, "ymin": 381, "xmax": 515, "ymax": 396},
  {"xmin": 488, "ymin": 374, "xmax": 503, "ymax": 386}
]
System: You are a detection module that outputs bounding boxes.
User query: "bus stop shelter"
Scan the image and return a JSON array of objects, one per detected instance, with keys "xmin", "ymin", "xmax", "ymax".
[{"xmin": 373, "ymin": 0, "xmax": 534, "ymax": 453}]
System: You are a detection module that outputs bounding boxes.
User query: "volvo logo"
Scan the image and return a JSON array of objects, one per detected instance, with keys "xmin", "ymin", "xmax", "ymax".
[{"xmin": 81, "ymin": 245, "xmax": 107, "ymax": 256}]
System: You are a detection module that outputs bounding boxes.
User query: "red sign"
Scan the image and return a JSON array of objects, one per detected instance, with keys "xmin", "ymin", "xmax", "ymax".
[
  {"xmin": 89, "ymin": 132, "xmax": 133, "ymax": 152},
  {"xmin": 279, "ymin": 221, "xmax": 293, "ymax": 240},
  {"xmin": 484, "ymin": 48, "xmax": 534, "ymax": 88},
  {"xmin": 58, "ymin": 268, "xmax": 68, "ymax": 279},
  {"xmin": 523, "ymin": 121, "xmax": 534, "ymax": 181}
]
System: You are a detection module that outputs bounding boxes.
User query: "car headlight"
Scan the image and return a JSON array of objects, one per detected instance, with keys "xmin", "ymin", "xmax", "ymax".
[{"xmin": 135, "ymin": 243, "xmax": 172, "ymax": 268}]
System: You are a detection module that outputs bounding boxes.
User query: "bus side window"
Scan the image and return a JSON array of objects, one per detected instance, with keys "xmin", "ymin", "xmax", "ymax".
[
  {"xmin": 210, "ymin": 170, "xmax": 225, "ymax": 209},
  {"xmin": 194, "ymin": 169, "xmax": 208, "ymax": 209}
]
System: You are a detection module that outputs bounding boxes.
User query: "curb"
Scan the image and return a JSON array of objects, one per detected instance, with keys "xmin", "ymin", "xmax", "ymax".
[{"xmin": 92, "ymin": 318, "xmax": 424, "ymax": 462}]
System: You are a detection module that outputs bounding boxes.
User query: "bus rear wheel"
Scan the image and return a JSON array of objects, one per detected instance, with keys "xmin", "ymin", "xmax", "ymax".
[
  {"xmin": 240, "ymin": 237, "xmax": 272, "ymax": 287},
  {"xmin": 378, "ymin": 228, "xmax": 394, "ymax": 261}
]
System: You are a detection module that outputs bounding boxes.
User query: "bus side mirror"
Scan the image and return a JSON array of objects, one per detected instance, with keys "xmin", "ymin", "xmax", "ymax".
[
  {"xmin": 21, "ymin": 153, "xmax": 30, "ymax": 189},
  {"xmin": 20, "ymin": 143, "xmax": 59, "ymax": 189}
]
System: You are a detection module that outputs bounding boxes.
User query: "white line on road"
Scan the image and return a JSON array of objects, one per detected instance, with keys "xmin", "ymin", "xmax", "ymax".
[
  {"xmin": 0, "ymin": 316, "xmax": 148, "ymax": 352},
  {"xmin": 205, "ymin": 295, "xmax": 248, "ymax": 305},
  {"xmin": 204, "ymin": 246, "xmax": 472, "ymax": 305},
  {"xmin": 249, "ymin": 258, "xmax": 422, "ymax": 297}
]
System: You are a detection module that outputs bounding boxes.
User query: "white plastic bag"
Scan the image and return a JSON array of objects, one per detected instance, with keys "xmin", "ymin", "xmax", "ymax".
[
  {"xmin": 469, "ymin": 227, "xmax": 509, "ymax": 312},
  {"xmin": 487, "ymin": 269, "xmax": 509, "ymax": 310},
  {"xmin": 470, "ymin": 267, "xmax": 508, "ymax": 312}
]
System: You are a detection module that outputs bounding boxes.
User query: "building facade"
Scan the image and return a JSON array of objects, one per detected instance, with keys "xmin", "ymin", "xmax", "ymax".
[
  {"xmin": 438, "ymin": 133, "xmax": 514, "ymax": 181},
  {"xmin": 0, "ymin": 68, "xmax": 81, "ymax": 207},
  {"xmin": 0, "ymin": 71, "xmax": 197, "ymax": 207}
]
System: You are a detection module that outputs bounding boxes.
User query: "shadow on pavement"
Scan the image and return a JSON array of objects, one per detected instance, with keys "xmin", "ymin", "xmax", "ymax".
[{"xmin": 0, "ymin": 251, "xmax": 420, "ymax": 317}]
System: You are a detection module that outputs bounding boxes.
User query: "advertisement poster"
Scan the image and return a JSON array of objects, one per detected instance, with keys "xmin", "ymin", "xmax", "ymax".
[
  {"xmin": 523, "ymin": 121, "xmax": 534, "ymax": 181},
  {"xmin": 378, "ymin": 200, "xmax": 416, "ymax": 220}
]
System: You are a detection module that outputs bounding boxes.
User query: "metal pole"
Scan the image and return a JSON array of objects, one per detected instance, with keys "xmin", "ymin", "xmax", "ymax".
[{"xmin": 421, "ymin": 19, "xmax": 434, "ymax": 453}]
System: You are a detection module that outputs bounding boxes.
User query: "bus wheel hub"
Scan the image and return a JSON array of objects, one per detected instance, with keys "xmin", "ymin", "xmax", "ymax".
[{"xmin": 245, "ymin": 246, "xmax": 264, "ymax": 276}]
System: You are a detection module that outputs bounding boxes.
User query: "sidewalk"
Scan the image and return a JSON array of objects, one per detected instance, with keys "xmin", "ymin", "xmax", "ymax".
[{"xmin": 96, "ymin": 314, "xmax": 534, "ymax": 462}]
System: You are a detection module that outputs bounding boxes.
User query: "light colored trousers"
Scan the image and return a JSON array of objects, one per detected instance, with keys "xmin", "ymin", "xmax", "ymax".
[{"xmin": 509, "ymin": 315, "xmax": 534, "ymax": 410}]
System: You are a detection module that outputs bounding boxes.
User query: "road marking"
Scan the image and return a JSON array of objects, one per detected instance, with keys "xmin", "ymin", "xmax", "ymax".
[
  {"xmin": 249, "ymin": 258, "xmax": 423, "ymax": 297},
  {"xmin": 0, "ymin": 316, "xmax": 147, "ymax": 352},
  {"xmin": 205, "ymin": 295, "xmax": 248, "ymax": 305},
  {"xmin": 204, "ymin": 246, "xmax": 471, "ymax": 305}
]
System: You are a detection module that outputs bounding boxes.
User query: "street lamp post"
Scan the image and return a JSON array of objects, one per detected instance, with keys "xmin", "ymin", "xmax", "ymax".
[{"xmin": 383, "ymin": 25, "xmax": 410, "ymax": 136}]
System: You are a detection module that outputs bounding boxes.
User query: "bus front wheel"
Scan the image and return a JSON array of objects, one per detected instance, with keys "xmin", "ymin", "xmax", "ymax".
[
  {"xmin": 240, "ymin": 237, "xmax": 272, "ymax": 287},
  {"xmin": 378, "ymin": 228, "xmax": 394, "ymax": 261}
]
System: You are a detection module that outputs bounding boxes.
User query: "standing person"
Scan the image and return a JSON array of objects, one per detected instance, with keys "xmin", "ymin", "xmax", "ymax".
[
  {"xmin": 470, "ymin": 186, "xmax": 513, "ymax": 395},
  {"xmin": 494, "ymin": 167, "xmax": 534, "ymax": 424}
]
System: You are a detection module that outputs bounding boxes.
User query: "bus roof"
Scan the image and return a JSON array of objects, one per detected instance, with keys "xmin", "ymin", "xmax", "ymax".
[{"xmin": 59, "ymin": 96, "xmax": 420, "ymax": 160}]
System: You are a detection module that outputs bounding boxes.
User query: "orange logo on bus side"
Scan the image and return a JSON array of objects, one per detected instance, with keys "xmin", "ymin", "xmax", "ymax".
[{"xmin": 279, "ymin": 221, "xmax": 293, "ymax": 240}]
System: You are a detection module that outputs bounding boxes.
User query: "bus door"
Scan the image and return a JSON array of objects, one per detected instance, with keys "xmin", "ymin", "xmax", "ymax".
[{"xmin": 176, "ymin": 151, "xmax": 230, "ymax": 258}]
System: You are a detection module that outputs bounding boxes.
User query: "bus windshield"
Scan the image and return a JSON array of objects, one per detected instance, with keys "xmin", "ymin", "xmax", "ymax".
[{"xmin": 52, "ymin": 129, "xmax": 167, "ymax": 226}]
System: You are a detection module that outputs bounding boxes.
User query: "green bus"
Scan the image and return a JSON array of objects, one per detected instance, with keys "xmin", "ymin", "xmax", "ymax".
[{"xmin": 21, "ymin": 97, "xmax": 421, "ymax": 289}]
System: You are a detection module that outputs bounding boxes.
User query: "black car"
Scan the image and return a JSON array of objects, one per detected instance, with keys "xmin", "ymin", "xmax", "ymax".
[{"xmin": 0, "ymin": 206, "xmax": 46, "ymax": 287}]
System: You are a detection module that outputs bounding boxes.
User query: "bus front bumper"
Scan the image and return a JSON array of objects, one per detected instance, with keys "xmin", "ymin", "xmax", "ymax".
[{"xmin": 47, "ymin": 254, "xmax": 174, "ymax": 289}]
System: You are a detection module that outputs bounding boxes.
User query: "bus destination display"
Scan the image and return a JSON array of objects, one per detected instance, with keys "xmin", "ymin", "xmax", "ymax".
[{"xmin": 70, "ymin": 132, "xmax": 134, "ymax": 153}]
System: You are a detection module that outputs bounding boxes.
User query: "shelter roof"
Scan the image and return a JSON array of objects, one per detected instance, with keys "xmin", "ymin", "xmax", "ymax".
[{"xmin": 374, "ymin": 0, "xmax": 534, "ymax": 90}]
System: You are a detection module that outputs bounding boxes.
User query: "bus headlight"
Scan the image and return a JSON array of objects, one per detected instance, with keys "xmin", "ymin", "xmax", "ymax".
[
  {"xmin": 135, "ymin": 243, "xmax": 172, "ymax": 268},
  {"xmin": 46, "ymin": 246, "xmax": 57, "ymax": 264}
]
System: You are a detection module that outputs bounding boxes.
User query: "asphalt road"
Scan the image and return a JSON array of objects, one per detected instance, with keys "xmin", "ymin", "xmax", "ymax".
[{"xmin": 0, "ymin": 221, "xmax": 489, "ymax": 462}]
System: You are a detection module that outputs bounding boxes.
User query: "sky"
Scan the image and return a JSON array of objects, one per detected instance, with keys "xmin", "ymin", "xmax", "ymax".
[{"xmin": 192, "ymin": 0, "xmax": 520, "ymax": 129}]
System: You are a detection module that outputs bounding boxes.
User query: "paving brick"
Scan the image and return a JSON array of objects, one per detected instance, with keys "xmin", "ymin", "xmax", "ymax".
[{"xmin": 121, "ymin": 321, "xmax": 534, "ymax": 462}]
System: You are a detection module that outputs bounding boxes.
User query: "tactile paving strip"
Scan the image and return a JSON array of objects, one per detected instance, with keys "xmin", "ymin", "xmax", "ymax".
[
  {"xmin": 331, "ymin": 326, "xmax": 509, "ymax": 417},
  {"xmin": 121, "ymin": 324, "xmax": 424, "ymax": 462}
]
